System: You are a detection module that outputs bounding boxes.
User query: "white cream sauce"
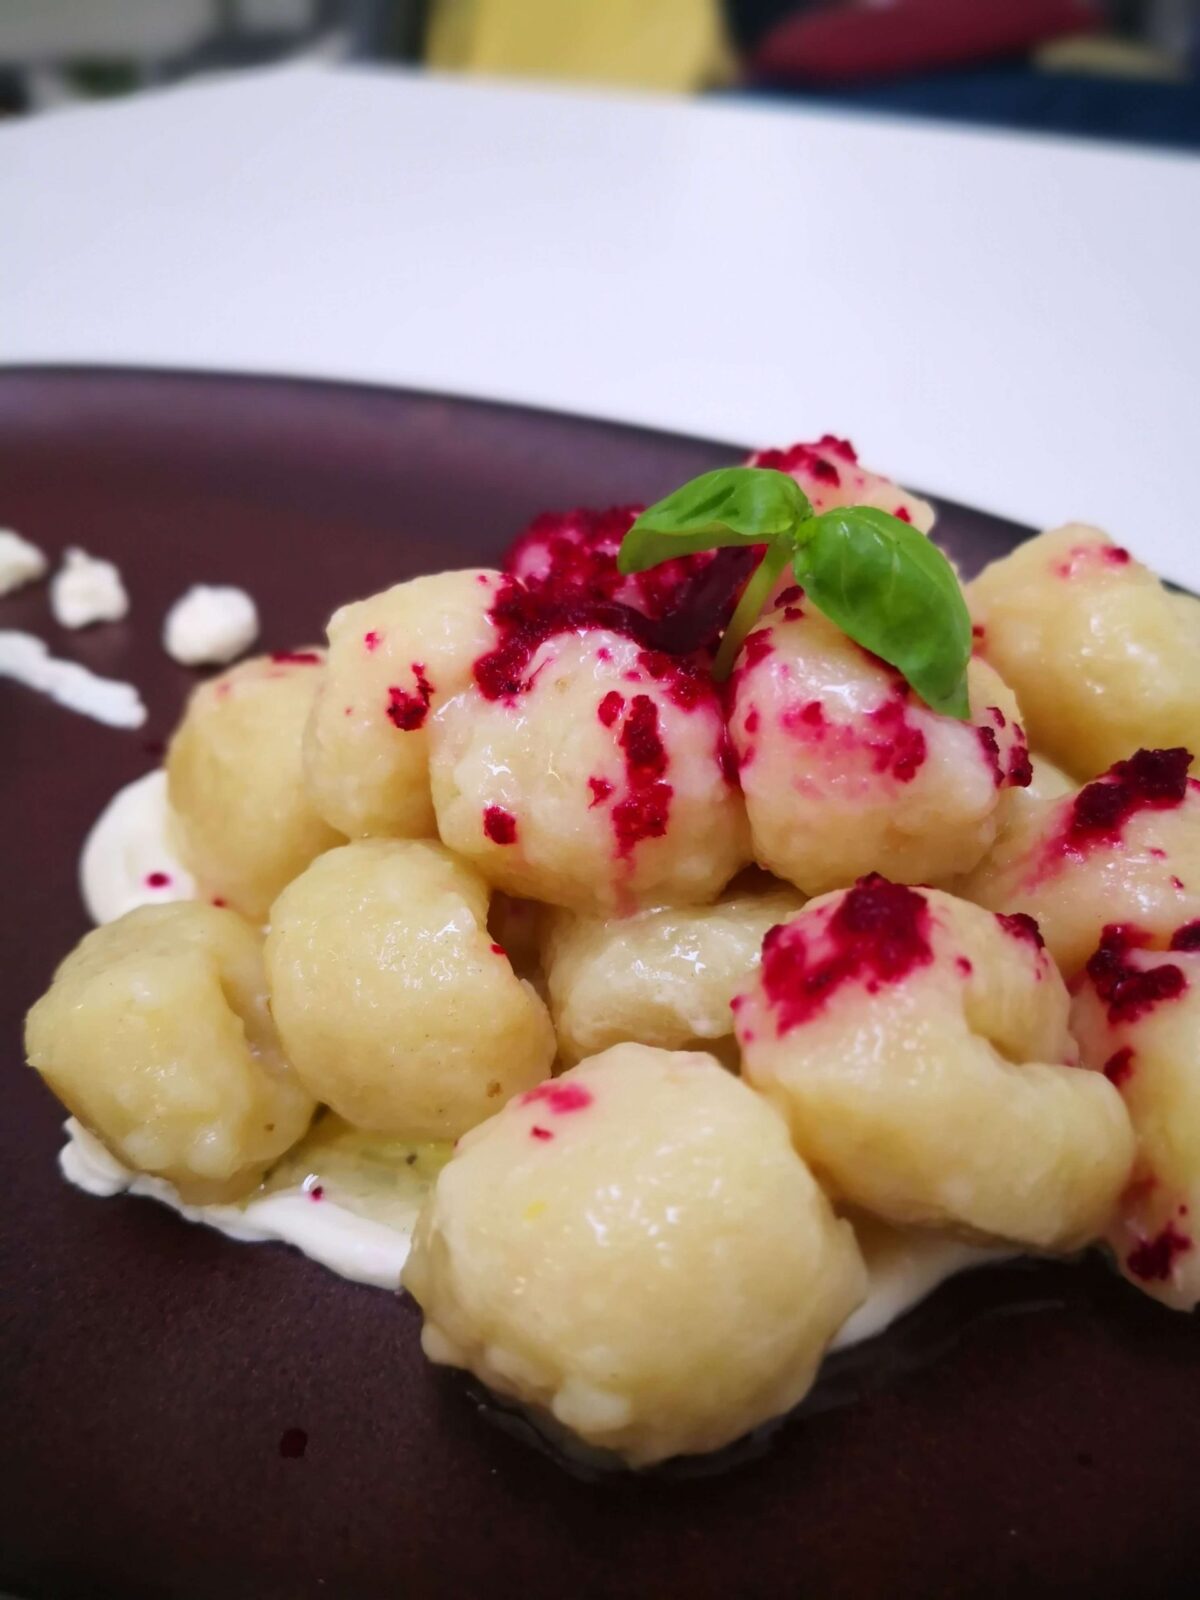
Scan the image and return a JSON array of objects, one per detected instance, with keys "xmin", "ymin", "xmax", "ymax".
[
  {"xmin": 79, "ymin": 770, "xmax": 196, "ymax": 924},
  {"xmin": 0, "ymin": 630, "xmax": 146, "ymax": 728}
]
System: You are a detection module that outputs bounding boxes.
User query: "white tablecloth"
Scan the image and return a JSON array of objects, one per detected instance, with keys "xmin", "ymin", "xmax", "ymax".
[{"xmin": 3, "ymin": 63, "xmax": 1198, "ymax": 583}]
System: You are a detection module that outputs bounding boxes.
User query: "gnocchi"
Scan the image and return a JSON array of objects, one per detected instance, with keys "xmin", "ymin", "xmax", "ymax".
[
  {"xmin": 728, "ymin": 599, "xmax": 1031, "ymax": 896},
  {"xmin": 734, "ymin": 878, "xmax": 1134, "ymax": 1248},
  {"xmin": 957, "ymin": 747, "xmax": 1200, "ymax": 978},
  {"xmin": 1071, "ymin": 929, "xmax": 1200, "ymax": 1310},
  {"xmin": 541, "ymin": 880, "xmax": 805, "ymax": 1064},
  {"xmin": 264, "ymin": 839, "xmax": 556, "ymax": 1140},
  {"xmin": 304, "ymin": 570, "xmax": 501, "ymax": 838},
  {"xmin": 969, "ymin": 526, "xmax": 1200, "ymax": 779},
  {"xmin": 167, "ymin": 650, "xmax": 342, "ymax": 920},
  {"xmin": 430, "ymin": 622, "xmax": 749, "ymax": 914},
  {"xmin": 25, "ymin": 903, "xmax": 314, "ymax": 1201},
  {"xmin": 403, "ymin": 1043, "xmax": 866, "ymax": 1467}
]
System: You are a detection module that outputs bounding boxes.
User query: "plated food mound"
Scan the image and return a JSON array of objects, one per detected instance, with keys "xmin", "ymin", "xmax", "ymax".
[{"xmin": 23, "ymin": 437, "xmax": 1200, "ymax": 1472}]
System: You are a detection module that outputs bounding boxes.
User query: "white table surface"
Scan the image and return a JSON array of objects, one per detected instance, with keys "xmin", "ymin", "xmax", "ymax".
[{"xmin": 3, "ymin": 63, "xmax": 1198, "ymax": 583}]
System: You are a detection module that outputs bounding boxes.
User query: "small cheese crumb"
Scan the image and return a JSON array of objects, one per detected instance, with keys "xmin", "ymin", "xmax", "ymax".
[
  {"xmin": 50, "ymin": 547, "xmax": 129, "ymax": 629},
  {"xmin": 163, "ymin": 584, "xmax": 260, "ymax": 666},
  {"xmin": 0, "ymin": 530, "xmax": 48, "ymax": 596}
]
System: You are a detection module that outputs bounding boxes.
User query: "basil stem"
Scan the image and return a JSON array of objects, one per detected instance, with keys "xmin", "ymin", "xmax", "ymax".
[{"xmin": 713, "ymin": 542, "xmax": 792, "ymax": 681}]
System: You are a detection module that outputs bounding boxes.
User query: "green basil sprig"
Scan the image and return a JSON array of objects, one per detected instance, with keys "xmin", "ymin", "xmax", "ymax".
[{"xmin": 617, "ymin": 466, "xmax": 971, "ymax": 719}]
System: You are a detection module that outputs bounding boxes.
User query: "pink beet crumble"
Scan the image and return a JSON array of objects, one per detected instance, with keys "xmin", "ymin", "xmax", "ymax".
[
  {"xmin": 1170, "ymin": 920, "xmax": 1200, "ymax": 951},
  {"xmin": 1063, "ymin": 748, "xmax": 1192, "ymax": 850},
  {"xmin": 1103, "ymin": 1047, "xmax": 1135, "ymax": 1088},
  {"xmin": 521, "ymin": 1082, "xmax": 593, "ymax": 1114},
  {"xmin": 483, "ymin": 806, "xmax": 518, "ymax": 846},
  {"xmin": 759, "ymin": 875, "xmax": 933, "ymax": 1034},
  {"xmin": 1127, "ymin": 1223, "xmax": 1192, "ymax": 1283},
  {"xmin": 997, "ymin": 911, "xmax": 1045, "ymax": 950},
  {"xmin": 1085, "ymin": 925, "xmax": 1187, "ymax": 1024},
  {"xmin": 385, "ymin": 664, "xmax": 434, "ymax": 731}
]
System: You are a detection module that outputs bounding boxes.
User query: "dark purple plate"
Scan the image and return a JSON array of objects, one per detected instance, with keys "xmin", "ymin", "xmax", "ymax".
[{"xmin": 1, "ymin": 370, "xmax": 1194, "ymax": 1600}]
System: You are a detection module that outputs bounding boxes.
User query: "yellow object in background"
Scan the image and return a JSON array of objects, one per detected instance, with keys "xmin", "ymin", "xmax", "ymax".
[{"xmin": 426, "ymin": 0, "xmax": 733, "ymax": 93}]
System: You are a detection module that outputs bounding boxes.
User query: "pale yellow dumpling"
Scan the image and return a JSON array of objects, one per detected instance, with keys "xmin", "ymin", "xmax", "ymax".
[
  {"xmin": 303, "ymin": 570, "xmax": 501, "ymax": 838},
  {"xmin": 728, "ymin": 600, "xmax": 1031, "ymax": 896},
  {"xmin": 1071, "ymin": 936, "xmax": 1200, "ymax": 1311},
  {"xmin": 956, "ymin": 749, "xmax": 1200, "ymax": 978},
  {"xmin": 734, "ymin": 880, "xmax": 1134, "ymax": 1250},
  {"xmin": 969, "ymin": 525, "xmax": 1200, "ymax": 780},
  {"xmin": 264, "ymin": 839, "xmax": 555, "ymax": 1140},
  {"xmin": 541, "ymin": 881, "xmax": 805, "ymax": 1065},
  {"xmin": 429, "ymin": 627, "xmax": 749, "ymax": 915},
  {"xmin": 25, "ymin": 903, "xmax": 314, "ymax": 1201},
  {"xmin": 167, "ymin": 650, "xmax": 341, "ymax": 920},
  {"xmin": 403, "ymin": 1044, "xmax": 865, "ymax": 1467}
]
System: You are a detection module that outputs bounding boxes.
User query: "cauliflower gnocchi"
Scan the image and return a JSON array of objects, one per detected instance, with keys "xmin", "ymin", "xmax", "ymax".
[
  {"xmin": 541, "ymin": 880, "xmax": 805, "ymax": 1064},
  {"xmin": 728, "ymin": 600, "xmax": 1031, "ymax": 896},
  {"xmin": 403, "ymin": 1044, "xmax": 866, "ymax": 1466},
  {"xmin": 957, "ymin": 747, "xmax": 1200, "ymax": 978},
  {"xmin": 1071, "ymin": 930, "xmax": 1200, "ymax": 1310},
  {"xmin": 430, "ymin": 622, "xmax": 749, "ymax": 914},
  {"xmin": 265, "ymin": 839, "xmax": 555, "ymax": 1139},
  {"xmin": 167, "ymin": 650, "xmax": 342, "ymax": 920},
  {"xmin": 969, "ymin": 525, "xmax": 1200, "ymax": 779},
  {"xmin": 735, "ymin": 878, "xmax": 1134, "ymax": 1248},
  {"xmin": 303, "ymin": 570, "xmax": 502, "ymax": 839},
  {"xmin": 25, "ymin": 903, "xmax": 314, "ymax": 1200}
]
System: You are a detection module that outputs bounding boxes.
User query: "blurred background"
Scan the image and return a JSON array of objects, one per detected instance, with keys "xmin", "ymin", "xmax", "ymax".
[{"xmin": 1, "ymin": 0, "xmax": 1198, "ymax": 149}]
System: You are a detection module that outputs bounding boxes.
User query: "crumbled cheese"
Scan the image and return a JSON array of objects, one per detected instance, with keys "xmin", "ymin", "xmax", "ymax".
[
  {"xmin": 0, "ymin": 630, "xmax": 146, "ymax": 727},
  {"xmin": 163, "ymin": 584, "xmax": 259, "ymax": 666},
  {"xmin": 50, "ymin": 547, "xmax": 129, "ymax": 629},
  {"xmin": 0, "ymin": 529, "xmax": 48, "ymax": 596}
]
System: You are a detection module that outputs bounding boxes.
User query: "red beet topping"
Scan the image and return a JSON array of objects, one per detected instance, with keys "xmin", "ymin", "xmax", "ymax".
[
  {"xmin": 473, "ymin": 577, "xmax": 649, "ymax": 702},
  {"xmin": 1171, "ymin": 920, "xmax": 1200, "ymax": 951},
  {"xmin": 799, "ymin": 700, "xmax": 826, "ymax": 727},
  {"xmin": 521, "ymin": 1081, "xmax": 594, "ymax": 1113},
  {"xmin": 489, "ymin": 943, "xmax": 505, "ymax": 956},
  {"xmin": 1053, "ymin": 542, "xmax": 1133, "ymax": 579},
  {"xmin": 503, "ymin": 505, "xmax": 755, "ymax": 652},
  {"xmin": 716, "ymin": 724, "xmax": 739, "ymax": 786},
  {"xmin": 385, "ymin": 664, "xmax": 434, "ymax": 731},
  {"xmin": 597, "ymin": 691, "xmax": 625, "ymax": 728},
  {"xmin": 997, "ymin": 911, "xmax": 1045, "ymax": 950},
  {"xmin": 783, "ymin": 606, "xmax": 803, "ymax": 622},
  {"xmin": 530, "ymin": 1125, "xmax": 554, "ymax": 1142},
  {"xmin": 483, "ymin": 806, "xmax": 518, "ymax": 846},
  {"xmin": 309, "ymin": 1185, "xmax": 324, "ymax": 1202},
  {"xmin": 744, "ymin": 708, "xmax": 760, "ymax": 735},
  {"xmin": 1171, "ymin": 876, "xmax": 1187, "ymax": 892},
  {"xmin": 956, "ymin": 956, "xmax": 973, "ymax": 976},
  {"xmin": 1127, "ymin": 1223, "xmax": 1192, "ymax": 1282},
  {"xmin": 977, "ymin": 725, "xmax": 1004, "ymax": 786},
  {"xmin": 741, "ymin": 628, "xmax": 775, "ymax": 669},
  {"xmin": 758, "ymin": 875, "xmax": 933, "ymax": 1035},
  {"xmin": 1065, "ymin": 748, "xmax": 1192, "ymax": 849},
  {"xmin": 1007, "ymin": 727, "xmax": 1033, "ymax": 788},
  {"xmin": 364, "ymin": 630, "xmax": 381, "ymax": 651},
  {"xmin": 271, "ymin": 651, "xmax": 321, "ymax": 665},
  {"xmin": 775, "ymin": 585, "xmax": 803, "ymax": 608},
  {"xmin": 611, "ymin": 694, "xmax": 674, "ymax": 855},
  {"xmin": 972, "ymin": 623, "xmax": 986, "ymax": 641},
  {"xmin": 145, "ymin": 871, "xmax": 171, "ymax": 889},
  {"xmin": 1103, "ymin": 1047, "xmax": 1135, "ymax": 1087},
  {"xmin": 279, "ymin": 1428, "xmax": 308, "ymax": 1459},
  {"xmin": 588, "ymin": 776, "xmax": 614, "ymax": 807},
  {"xmin": 750, "ymin": 434, "xmax": 858, "ymax": 482},
  {"xmin": 865, "ymin": 699, "xmax": 926, "ymax": 783},
  {"xmin": 637, "ymin": 649, "xmax": 708, "ymax": 711},
  {"xmin": 1086, "ymin": 925, "xmax": 1186, "ymax": 1023},
  {"xmin": 894, "ymin": 506, "xmax": 912, "ymax": 524}
]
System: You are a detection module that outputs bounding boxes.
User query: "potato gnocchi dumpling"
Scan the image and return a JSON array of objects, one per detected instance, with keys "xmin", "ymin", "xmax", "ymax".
[
  {"xmin": 749, "ymin": 436, "xmax": 935, "ymax": 533},
  {"xmin": 265, "ymin": 839, "xmax": 555, "ymax": 1140},
  {"xmin": 166, "ymin": 650, "xmax": 342, "ymax": 920},
  {"xmin": 957, "ymin": 747, "xmax": 1200, "ymax": 978},
  {"xmin": 1071, "ymin": 930, "xmax": 1200, "ymax": 1311},
  {"xmin": 969, "ymin": 525, "xmax": 1200, "ymax": 779},
  {"xmin": 541, "ymin": 881, "xmax": 805, "ymax": 1064},
  {"xmin": 303, "ymin": 570, "xmax": 502, "ymax": 839},
  {"xmin": 403, "ymin": 1043, "xmax": 866, "ymax": 1467},
  {"xmin": 735, "ymin": 878, "xmax": 1134, "ymax": 1249},
  {"xmin": 430, "ymin": 625, "xmax": 749, "ymax": 915},
  {"xmin": 728, "ymin": 601, "xmax": 1031, "ymax": 896},
  {"xmin": 25, "ymin": 903, "xmax": 315, "ymax": 1201}
]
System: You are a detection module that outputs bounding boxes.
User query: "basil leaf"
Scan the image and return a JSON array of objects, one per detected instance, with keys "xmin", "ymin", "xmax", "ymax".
[
  {"xmin": 793, "ymin": 507, "xmax": 972, "ymax": 719},
  {"xmin": 617, "ymin": 467, "xmax": 812, "ymax": 575}
]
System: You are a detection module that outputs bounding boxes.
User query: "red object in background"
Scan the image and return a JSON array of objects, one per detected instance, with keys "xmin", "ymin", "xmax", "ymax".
[{"xmin": 752, "ymin": 0, "xmax": 1100, "ymax": 83}]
